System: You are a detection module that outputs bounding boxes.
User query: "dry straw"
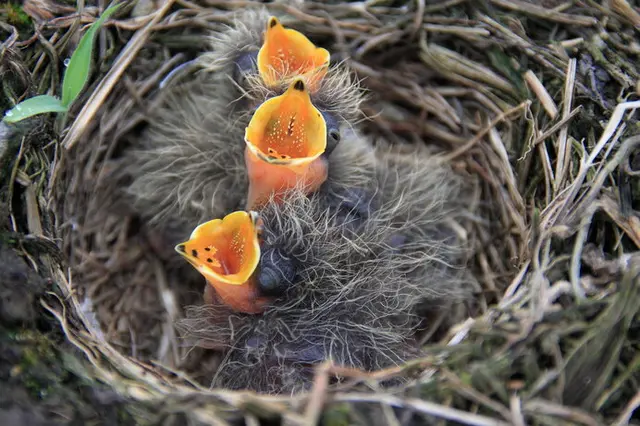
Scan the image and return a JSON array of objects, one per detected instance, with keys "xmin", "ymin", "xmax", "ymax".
[{"xmin": 1, "ymin": 0, "xmax": 639, "ymax": 424}]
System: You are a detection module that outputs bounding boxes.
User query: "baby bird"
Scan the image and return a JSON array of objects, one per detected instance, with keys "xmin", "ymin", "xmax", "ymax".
[
  {"xmin": 244, "ymin": 78, "xmax": 328, "ymax": 210},
  {"xmin": 121, "ymin": 7, "xmax": 475, "ymax": 393},
  {"xmin": 255, "ymin": 15, "xmax": 329, "ymax": 90},
  {"xmin": 176, "ymin": 146, "xmax": 474, "ymax": 393},
  {"xmin": 175, "ymin": 210, "xmax": 268, "ymax": 314},
  {"xmin": 123, "ymin": 8, "xmax": 360, "ymax": 250}
]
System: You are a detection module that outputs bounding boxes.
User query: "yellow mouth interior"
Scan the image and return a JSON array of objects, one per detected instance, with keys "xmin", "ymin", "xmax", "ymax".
[
  {"xmin": 257, "ymin": 16, "xmax": 330, "ymax": 87},
  {"xmin": 175, "ymin": 211, "xmax": 260, "ymax": 286},
  {"xmin": 245, "ymin": 79, "xmax": 327, "ymax": 166}
]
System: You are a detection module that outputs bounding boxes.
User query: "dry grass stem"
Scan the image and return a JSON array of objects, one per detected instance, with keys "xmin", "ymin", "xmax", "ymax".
[{"xmin": 2, "ymin": 0, "xmax": 638, "ymax": 423}]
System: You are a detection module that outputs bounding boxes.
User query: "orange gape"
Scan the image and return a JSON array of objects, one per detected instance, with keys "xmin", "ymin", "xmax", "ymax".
[
  {"xmin": 175, "ymin": 211, "xmax": 268, "ymax": 314},
  {"xmin": 257, "ymin": 16, "xmax": 330, "ymax": 90},
  {"xmin": 244, "ymin": 78, "xmax": 328, "ymax": 209}
]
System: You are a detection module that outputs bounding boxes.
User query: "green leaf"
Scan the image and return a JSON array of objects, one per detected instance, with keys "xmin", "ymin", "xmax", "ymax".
[
  {"xmin": 486, "ymin": 48, "xmax": 527, "ymax": 98},
  {"xmin": 61, "ymin": 2, "xmax": 122, "ymax": 107},
  {"xmin": 2, "ymin": 95, "xmax": 68, "ymax": 124}
]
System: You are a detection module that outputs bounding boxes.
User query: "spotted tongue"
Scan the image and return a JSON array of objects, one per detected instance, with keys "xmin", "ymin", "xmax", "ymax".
[
  {"xmin": 244, "ymin": 79, "xmax": 328, "ymax": 209},
  {"xmin": 257, "ymin": 16, "xmax": 330, "ymax": 90},
  {"xmin": 174, "ymin": 211, "xmax": 268, "ymax": 314}
]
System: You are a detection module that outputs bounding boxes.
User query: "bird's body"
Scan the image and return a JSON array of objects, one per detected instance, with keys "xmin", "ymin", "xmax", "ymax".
[
  {"xmin": 178, "ymin": 144, "xmax": 474, "ymax": 393},
  {"xmin": 121, "ymin": 7, "xmax": 475, "ymax": 393}
]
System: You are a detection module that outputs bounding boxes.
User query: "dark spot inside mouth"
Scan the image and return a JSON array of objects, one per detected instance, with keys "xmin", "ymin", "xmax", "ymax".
[
  {"xmin": 192, "ymin": 249, "xmax": 198, "ymax": 257},
  {"xmin": 269, "ymin": 18, "xmax": 278, "ymax": 28},
  {"xmin": 176, "ymin": 245, "xmax": 186, "ymax": 253},
  {"xmin": 293, "ymin": 80, "xmax": 305, "ymax": 91}
]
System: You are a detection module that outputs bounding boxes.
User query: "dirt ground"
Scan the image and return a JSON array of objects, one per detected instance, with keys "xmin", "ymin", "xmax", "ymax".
[
  {"xmin": 0, "ymin": 239, "xmax": 136, "ymax": 424},
  {"xmin": 0, "ymin": 119, "xmax": 136, "ymax": 424}
]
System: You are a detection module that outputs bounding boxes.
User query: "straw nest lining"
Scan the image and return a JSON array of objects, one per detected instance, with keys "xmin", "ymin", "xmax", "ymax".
[
  {"xmin": 55, "ymin": 3, "xmax": 487, "ymax": 385},
  {"xmin": 2, "ymin": 0, "xmax": 635, "ymax": 423}
]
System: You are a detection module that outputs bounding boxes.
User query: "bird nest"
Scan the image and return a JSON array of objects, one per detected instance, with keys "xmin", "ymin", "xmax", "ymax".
[{"xmin": 2, "ymin": 0, "xmax": 639, "ymax": 424}]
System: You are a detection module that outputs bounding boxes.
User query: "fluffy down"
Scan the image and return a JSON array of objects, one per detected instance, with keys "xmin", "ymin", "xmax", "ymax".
[
  {"xmin": 123, "ymin": 7, "xmax": 365, "ymax": 248},
  {"xmin": 120, "ymin": 7, "xmax": 475, "ymax": 392},
  {"xmin": 177, "ymin": 138, "xmax": 476, "ymax": 394}
]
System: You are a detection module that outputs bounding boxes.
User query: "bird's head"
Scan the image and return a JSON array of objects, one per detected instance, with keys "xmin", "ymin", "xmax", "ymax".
[
  {"xmin": 175, "ymin": 211, "xmax": 268, "ymax": 314},
  {"xmin": 244, "ymin": 78, "xmax": 328, "ymax": 209},
  {"xmin": 257, "ymin": 16, "xmax": 330, "ymax": 90},
  {"xmin": 175, "ymin": 210, "xmax": 299, "ymax": 313}
]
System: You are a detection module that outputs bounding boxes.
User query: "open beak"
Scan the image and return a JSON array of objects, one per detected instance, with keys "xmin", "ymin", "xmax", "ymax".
[
  {"xmin": 257, "ymin": 16, "xmax": 330, "ymax": 90},
  {"xmin": 244, "ymin": 78, "xmax": 328, "ymax": 209},
  {"xmin": 175, "ymin": 211, "xmax": 268, "ymax": 314}
]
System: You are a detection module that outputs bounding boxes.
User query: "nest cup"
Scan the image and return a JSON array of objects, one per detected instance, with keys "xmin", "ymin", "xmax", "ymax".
[
  {"xmin": 55, "ymin": 9, "xmax": 487, "ymax": 382},
  {"xmin": 56, "ymin": 7, "xmax": 503, "ymax": 387},
  {"xmin": 41, "ymin": 1, "xmax": 583, "ymax": 421}
]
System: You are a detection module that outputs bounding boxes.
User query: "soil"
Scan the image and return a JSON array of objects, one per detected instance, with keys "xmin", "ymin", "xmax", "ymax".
[{"xmin": 0, "ymin": 217, "xmax": 135, "ymax": 424}]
